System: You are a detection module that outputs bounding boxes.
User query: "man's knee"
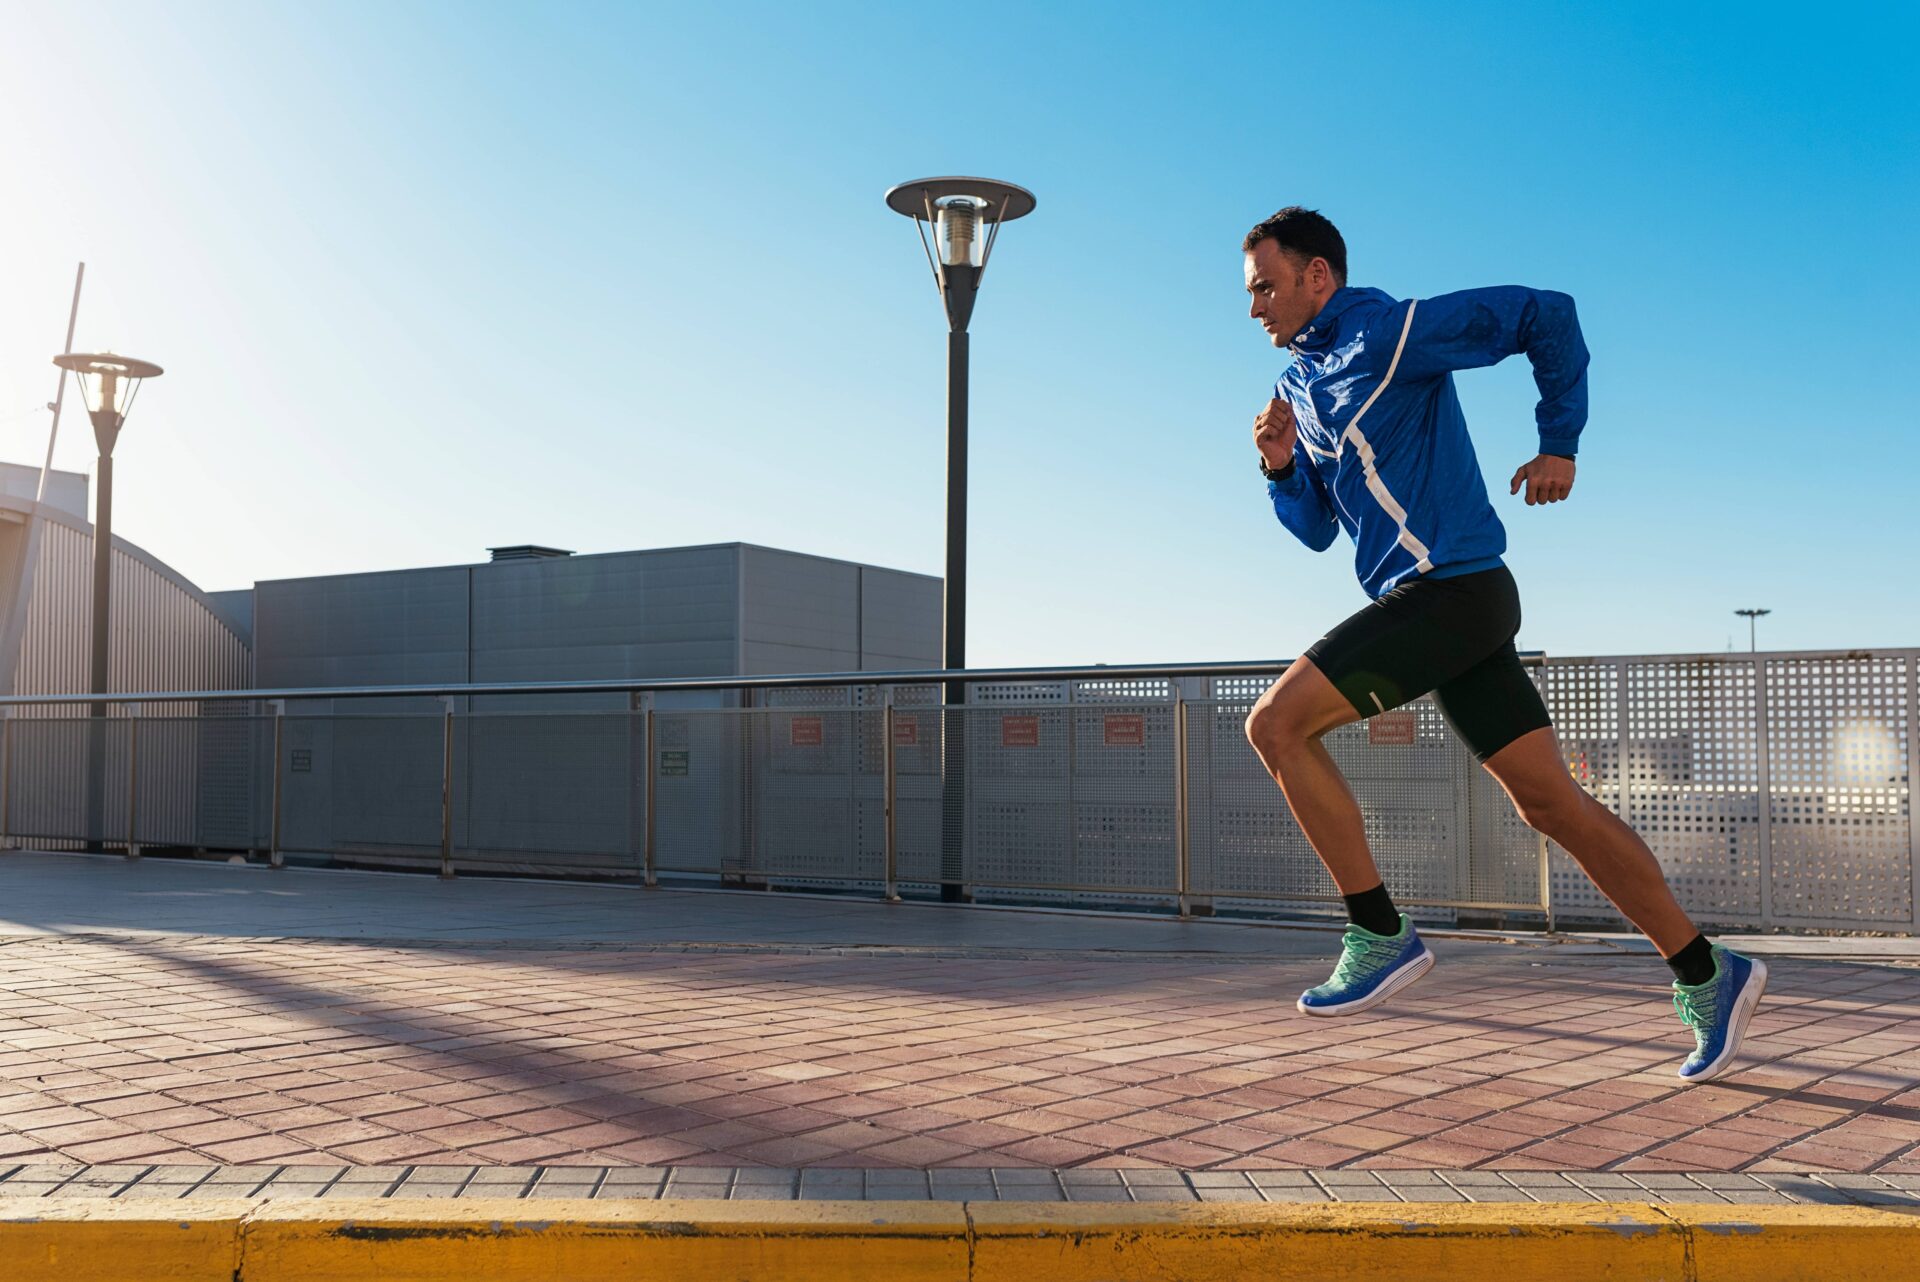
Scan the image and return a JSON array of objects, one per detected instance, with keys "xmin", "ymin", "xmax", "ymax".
[
  {"xmin": 1244, "ymin": 687, "xmax": 1330, "ymax": 758},
  {"xmin": 1510, "ymin": 778, "xmax": 1591, "ymax": 839}
]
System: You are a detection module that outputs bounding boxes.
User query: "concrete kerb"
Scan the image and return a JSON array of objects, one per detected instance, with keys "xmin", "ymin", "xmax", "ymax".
[{"xmin": 3, "ymin": 1198, "xmax": 1917, "ymax": 1281}]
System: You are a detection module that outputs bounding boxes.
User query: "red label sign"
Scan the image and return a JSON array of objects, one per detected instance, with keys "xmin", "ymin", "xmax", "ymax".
[
  {"xmin": 893, "ymin": 716, "xmax": 919, "ymax": 748},
  {"xmin": 789, "ymin": 716, "xmax": 823, "ymax": 747},
  {"xmin": 1369, "ymin": 711, "xmax": 1417, "ymax": 745},
  {"xmin": 1104, "ymin": 714, "xmax": 1145, "ymax": 746},
  {"xmin": 1001, "ymin": 715, "xmax": 1040, "ymax": 747}
]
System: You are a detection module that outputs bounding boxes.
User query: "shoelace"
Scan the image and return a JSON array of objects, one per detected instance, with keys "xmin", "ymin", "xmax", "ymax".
[
  {"xmin": 1672, "ymin": 982, "xmax": 1721, "ymax": 1041},
  {"xmin": 1330, "ymin": 927, "xmax": 1402, "ymax": 984}
]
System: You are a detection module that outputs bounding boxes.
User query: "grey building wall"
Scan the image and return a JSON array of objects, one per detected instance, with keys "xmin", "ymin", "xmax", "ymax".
[
  {"xmin": 255, "ymin": 543, "xmax": 938, "ymax": 700},
  {"xmin": 472, "ymin": 544, "xmax": 740, "ymax": 710},
  {"xmin": 204, "ymin": 589, "xmax": 254, "ymax": 648},
  {"xmin": 738, "ymin": 545, "xmax": 941, "ymax": 676},
  {"xmin": 0, "ymin": 462, "xmax": 87, "ymax": 521},
  {"xmin": 858, "ymin": 566, "xmax": 944, "ymax": 671}
]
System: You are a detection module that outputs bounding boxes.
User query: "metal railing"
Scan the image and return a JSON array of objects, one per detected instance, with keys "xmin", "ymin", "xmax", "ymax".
[{"xmin": 1, "ymin": 649, "xmax": 1914, "ymax": 934}]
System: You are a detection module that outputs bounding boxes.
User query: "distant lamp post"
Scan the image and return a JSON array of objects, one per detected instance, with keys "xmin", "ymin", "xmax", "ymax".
[
  {"xmin": 1734, "ymin": 607, "xmax": 1771, "ymax": 654},
  {"xmin": 885, "ymin": 177, "xmax": 1035, "ymax": 902},
  {"xmin": 52, "ymin": 351, "xmax": 163, "ymax": 851}
]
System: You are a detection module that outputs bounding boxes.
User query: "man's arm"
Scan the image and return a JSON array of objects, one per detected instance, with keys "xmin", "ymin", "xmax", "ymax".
[
  {"xmin": 1255, "ymin": 397, "xmax": 1340, "ymax": 551},
  {"xmin": 1384, "ymin": 286, "xmax": 1590, "ymax": 459}
]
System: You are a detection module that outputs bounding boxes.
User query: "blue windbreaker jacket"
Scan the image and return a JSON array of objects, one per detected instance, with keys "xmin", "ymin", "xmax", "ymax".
[{"xmin": 1267, "ymin": 284, "xmax": 1589, "ymax": 599}]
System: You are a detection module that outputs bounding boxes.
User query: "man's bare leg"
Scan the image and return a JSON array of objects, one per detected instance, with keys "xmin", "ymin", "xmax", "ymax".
[
  {"xmin": 1242, "ymin": 658, "xmax": 1377, "ymax": 892},
  {"xmin": 1481, "ymin": 726, "xmax": 1698, "ymax": 955},
  {"xmin": 1245, "ymin": 657, "xmax": 1436, "ymax": 1014}
]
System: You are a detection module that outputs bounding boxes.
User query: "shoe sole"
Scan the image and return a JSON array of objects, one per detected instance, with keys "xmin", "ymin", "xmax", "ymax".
[
  {"xmin": 1680, "ymin": 958, "xmax": 1770, "ymax": 1084},
  {"xmin": 1296, "ymin": 948, "xmax": 1435, "ymax": 1017}
]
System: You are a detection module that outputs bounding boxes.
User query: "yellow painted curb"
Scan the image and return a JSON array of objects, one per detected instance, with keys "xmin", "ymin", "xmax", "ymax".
[
  {"xmin": 970, "ymin": 1200, "xmax": 1686, "ymax": 1280},
  {"xmin": 241, "ymin": 1199, "xmax": 969, "ymax": 1282},
  {"xmin": 1, "ymin": 1197, "xmax": 1915, "ymax": 1281},
  {"xmin": 1662, "ymin": 1203, "xmax": 1920, "ymax": 1282},
  {"xmin": 0, "ymin": 1197, "xmax": 249, "ymax": 1282}
]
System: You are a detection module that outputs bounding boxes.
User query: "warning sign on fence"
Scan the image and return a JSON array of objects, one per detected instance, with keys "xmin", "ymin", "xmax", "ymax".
[
  {"xmin": 789, "ymin": 716, "xmax": 823, "ymax": 747},
  {"xmin": 1103, "ymin": 714, "xmax": 1145, "ymax": 747},
  {"xmin": 658, "ymin": 749, "xmax": 690, "ymax": 776},
  {"xmin": 1001, "ymin": 715, "xmax": 1040, "ymax": 747},
  {"xmin": 1369, "ymin": 711, "xmax": 1417, "ymax": 745},
  {"xmin": 893, "ymin": 716, "xmax": 919, "ymax": 748}
]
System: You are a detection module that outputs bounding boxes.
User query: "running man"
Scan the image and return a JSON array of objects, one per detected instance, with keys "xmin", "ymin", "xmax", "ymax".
[{"xmin": 1240, "ymin": 207, "xmax": 1765, "ymax": 1083}]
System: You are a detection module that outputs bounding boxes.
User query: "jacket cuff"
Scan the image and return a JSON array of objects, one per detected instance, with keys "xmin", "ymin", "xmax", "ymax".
[{"xmin": 1537, "ymin": 432, "xmax": 1579, "ymax": 458}]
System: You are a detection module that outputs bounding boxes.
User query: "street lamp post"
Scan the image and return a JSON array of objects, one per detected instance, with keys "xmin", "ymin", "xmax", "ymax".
[
  {"xmin": 53, "ymin": 352, "xmax": 163, "ymax": 852},
  {"xmin": 886, "ymin": 177, "xmax": 1036, "ymax": 903},
  {"xmin": 1734, "ymin": 608, "xmax": 1771, "ymax": 654}
]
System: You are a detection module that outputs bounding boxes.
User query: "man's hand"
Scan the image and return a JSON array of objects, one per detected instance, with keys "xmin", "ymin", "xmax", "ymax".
[
  {"xmin": 1509, "ymin": 454, "xmax": 1575, "ymax": 505},
  {"xmin": 1253, "ymin": 397, "xmax": 1297, "ymax": 469}
]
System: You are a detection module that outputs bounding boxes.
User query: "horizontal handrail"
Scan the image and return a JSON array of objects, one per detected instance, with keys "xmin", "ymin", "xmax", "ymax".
[{"xmin": 0, "ymin": 654, "xmax": 1546, "ymax": 708}]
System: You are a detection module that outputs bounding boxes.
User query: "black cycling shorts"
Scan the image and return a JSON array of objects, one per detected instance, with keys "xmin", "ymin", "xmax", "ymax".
[{"xmin": 1302, "ymin": 564, "xmax": 1552, "ymax": 763}]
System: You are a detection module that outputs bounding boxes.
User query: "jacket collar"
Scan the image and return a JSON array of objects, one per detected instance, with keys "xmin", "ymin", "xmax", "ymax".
[{"xmin": 1290, "ymin": 285, "xmax": 1395, "ymax": 354}]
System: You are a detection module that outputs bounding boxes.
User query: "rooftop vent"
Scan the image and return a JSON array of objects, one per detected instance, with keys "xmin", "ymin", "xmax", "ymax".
[{"xmin": 488, "ymin": 545, "xmax": 575, "ymax": 562}]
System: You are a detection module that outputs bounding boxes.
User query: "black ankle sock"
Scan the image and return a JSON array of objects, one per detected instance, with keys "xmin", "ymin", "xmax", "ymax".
[
  {"xmin": 1343, "ymin": 883, "xmax": 1400, "ymax": 937},
  {"xmin": 1667, "ymin": 934, "xmax": 1716, "ymax": 986}
]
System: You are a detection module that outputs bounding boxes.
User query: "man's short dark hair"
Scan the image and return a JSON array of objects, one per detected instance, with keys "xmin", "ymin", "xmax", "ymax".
[{"xmin": 1243, "ymin": 207, "xmax": 1348, "ymax": 285}]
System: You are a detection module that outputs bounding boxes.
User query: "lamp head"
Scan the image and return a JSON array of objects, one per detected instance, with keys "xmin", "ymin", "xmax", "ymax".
[
  {"xmin": 53, "ymin": 352, "xmax": 162, "ymax": 453},
  {"xmin": 53, "ymin": 352, "xmax": 163, "ymax": 419},
  {"xmin": 885, "ymin": 177, "xmax": 1036, "ymax": 331}
]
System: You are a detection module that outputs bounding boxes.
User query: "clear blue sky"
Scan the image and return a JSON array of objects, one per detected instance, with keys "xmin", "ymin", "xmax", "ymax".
[{"xmin": 1, "ymin": 1, "xmax": 1913, "ymax": 664}]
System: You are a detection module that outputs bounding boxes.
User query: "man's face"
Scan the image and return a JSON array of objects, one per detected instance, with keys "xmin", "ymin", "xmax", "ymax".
[{"xmin": 1245, "ymin": 238, "xmax": 1325, "ymax": 347}]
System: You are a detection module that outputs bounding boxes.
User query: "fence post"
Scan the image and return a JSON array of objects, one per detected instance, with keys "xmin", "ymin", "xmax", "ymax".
[
  {"xmin": 1909, "ymin": 650, "xmax": 1920, "ymax": 934},
  {"xmin": 1539, "ymin": 831, "xmax": 1555, "ymax": 933},
  {"xmin": 0, "ymin": 710, "xmax": 11, "ymax": 849},
  {"xmin": 884, "ymin": 698, "xmax": 899, "ymax": 903},
  {"xmin": 439, "ymin": 696, "xmax": 455, "ymax": 879},
  {"xmin": 1536, "ymin": 657, "xmax": 1554, "ymax": 932},
  {"xmin": 1175, "ymin": 693, "xmax": 1191, "ymax": 917},
  {"xmin": 643, "ymin": 705, "xmax": 658, "ymax": 888},
  {"xmin": 1753, "ymin": 655, "xmax": 1774, "ymax": 931},
  {"xmin": 126, "ymin": 704, "xmax": 141, "ymax": 860},
  {"xmin": 269, "ymin": 700, "xmax": 286, "ymax": 868}
]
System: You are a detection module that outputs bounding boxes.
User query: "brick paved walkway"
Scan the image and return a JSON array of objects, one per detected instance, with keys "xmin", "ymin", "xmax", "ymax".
[{"xmin": 3, "ymin": 929, "xmax": 1917, "ymax": 1174}]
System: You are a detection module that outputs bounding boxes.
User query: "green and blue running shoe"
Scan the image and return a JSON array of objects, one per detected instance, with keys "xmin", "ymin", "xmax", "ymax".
[
  {"xmin": 1296, "ymin": 913, "xmax": 1435, "ymax": 1016},
  {"xmin": 1672, "ymin": 944, "xmax": 1768, "ymax": 1084}
]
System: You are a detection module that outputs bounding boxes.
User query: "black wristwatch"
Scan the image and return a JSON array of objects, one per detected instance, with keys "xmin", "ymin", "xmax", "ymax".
[{"xmin": 1259, "ymin": 457, "xmax": 1296, "ymax": 482}]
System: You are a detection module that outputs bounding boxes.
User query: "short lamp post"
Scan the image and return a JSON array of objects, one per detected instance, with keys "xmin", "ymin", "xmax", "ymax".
[
  {"xmin": 885, "ymin": 177, "xmax": 1035, "ymax": 903},
  {"xmin": 53, "ymin": 352, "xmax": 163, "ymax": 852},
  {"xmin": 1734, "ymin": 607, "xmax": 1771, "ymax": 654}
]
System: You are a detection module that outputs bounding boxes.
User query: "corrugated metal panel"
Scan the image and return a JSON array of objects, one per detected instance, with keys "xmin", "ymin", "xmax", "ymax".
[{"xmin": 5, "ymin": 513, "xmax": 252, "ymax": 849}]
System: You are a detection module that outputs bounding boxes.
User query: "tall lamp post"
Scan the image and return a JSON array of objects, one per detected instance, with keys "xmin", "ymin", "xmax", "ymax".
[
  {"xmin": 53, "ymin": 352, "xmax": 164, "ymax": 851},
  {"xmin": 886, "ymin": 177, "xmax": 1036, "ymax": 902},
  {"xmin": 1734, "ymin": 607, "xmax": 1771, "ymax": 654}
]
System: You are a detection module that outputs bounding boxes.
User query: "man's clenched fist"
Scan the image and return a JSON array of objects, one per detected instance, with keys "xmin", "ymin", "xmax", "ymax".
[{"xmin": 1254, "ymin": 397, "xmax": 1297, "ymax": 470}]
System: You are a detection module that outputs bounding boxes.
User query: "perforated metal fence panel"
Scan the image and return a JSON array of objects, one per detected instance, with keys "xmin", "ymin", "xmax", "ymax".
[
  {"xmin": 1541, "ymin": 652, "xmax": 1919, "ymax": 932},
  {"xmin": 1185, "ymin": 674, "xmax": 1531, "ymax": 912},
  {"xmin": 455, "ymin": 711, "xmax": 639, "ymax": 875},
  {"xmin": 278, "ymin": 715, "xmax": 444, "ymax": 867},
  {"xmin": 652, "ymin": 710, "xmax": 746, "ymax": 875},
  {"xmin": 129, "ymin": 717, "xmax": 200, "ymax": 848},
  {"xmin": 746, "ymin": 703, "xmax": 883, "ymax": 882},
  {"xmin": 1766, "ymin": 655, "xmax": 1912, "ymax": 927}
]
